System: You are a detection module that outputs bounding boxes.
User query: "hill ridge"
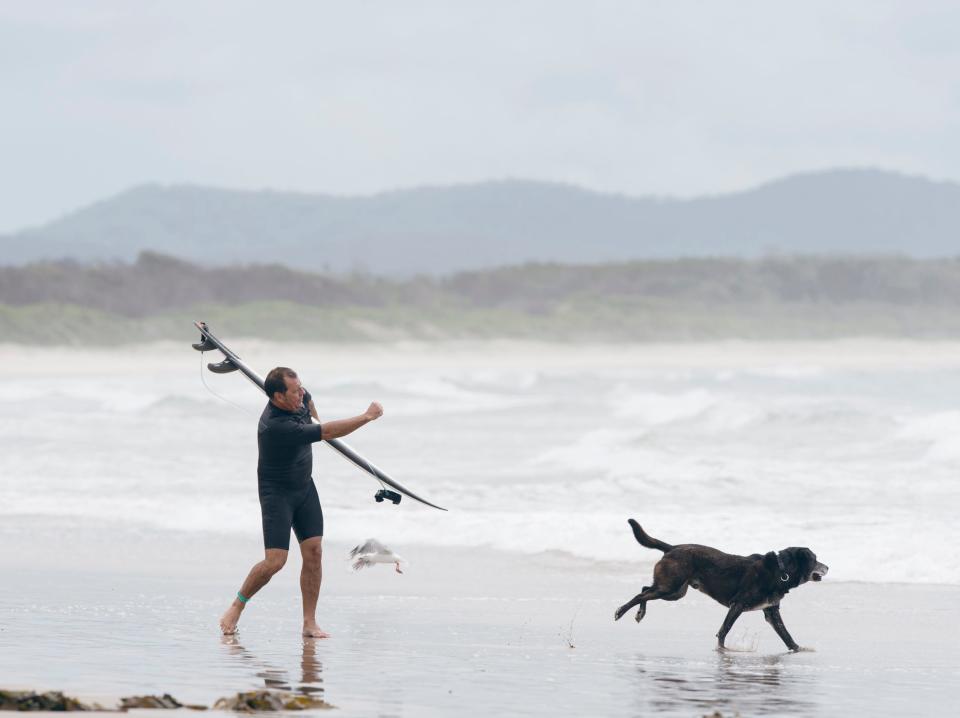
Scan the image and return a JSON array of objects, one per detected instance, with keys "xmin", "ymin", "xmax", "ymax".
[{"xmin": 3, "ymin": 168, "xmax": 959, "ymax": 274}]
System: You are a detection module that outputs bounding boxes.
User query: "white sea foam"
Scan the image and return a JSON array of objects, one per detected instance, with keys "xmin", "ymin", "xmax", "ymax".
[
  {"xmin": 747, "ymin": 364, "xmax": 825, "ymax": 379},
  {"xmin": 613, "ymin": 389, "xmax": 717, "ymax": 425},
  {"xmin": 896, "ymin": 411, "xmax": 960, "ymax": 462}
]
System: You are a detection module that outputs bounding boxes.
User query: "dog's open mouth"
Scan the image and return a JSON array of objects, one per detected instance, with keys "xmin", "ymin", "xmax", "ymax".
[{"xmin": 812, "ymin": 573, "xmax": 823, "ymax": 581}]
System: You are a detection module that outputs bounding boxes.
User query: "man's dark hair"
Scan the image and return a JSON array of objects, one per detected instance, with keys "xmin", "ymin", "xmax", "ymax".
[{"xmin": 265, "ymin": 367, "xmax": 298, "ymax": 399}]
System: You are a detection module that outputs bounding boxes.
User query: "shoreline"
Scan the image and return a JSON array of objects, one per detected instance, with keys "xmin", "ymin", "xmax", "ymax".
[
  {"xmin": 6, "ymin": 336, "xmax": 960, "ymax": 373},
  {"xmin": 4, "ymin": 512, "xmax": 958, "ymax": 591}
]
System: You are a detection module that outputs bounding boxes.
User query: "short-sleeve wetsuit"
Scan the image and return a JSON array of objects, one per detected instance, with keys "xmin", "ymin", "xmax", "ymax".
[{"xmin": 257, "ymin": 390, "xmax": 325, "ymax": 550}]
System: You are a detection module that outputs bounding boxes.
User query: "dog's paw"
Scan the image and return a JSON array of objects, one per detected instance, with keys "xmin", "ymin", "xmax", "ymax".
[
  {"xmin": 614, "ymin": 607, "xmax": 625, "ymax": 621},
  {"xmin": 790, "ymin": 646, "xmax": 815, "ymax": 653},
  {"xmin": 634, "ymin": 607, "xmax": 645, "ymax": 623}
]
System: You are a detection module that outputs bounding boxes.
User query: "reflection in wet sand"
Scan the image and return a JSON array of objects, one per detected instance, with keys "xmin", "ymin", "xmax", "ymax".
[
  {"xmin": 299, "ymin": 638, "xmax": 324, "ymax": 697},
  {"xmin": 636, "ymin": 652, "xmax": 817, "ymax": 715},
  {"xmin": 220, "ymin": 636, "xmax": 325, "ymax": 699}
]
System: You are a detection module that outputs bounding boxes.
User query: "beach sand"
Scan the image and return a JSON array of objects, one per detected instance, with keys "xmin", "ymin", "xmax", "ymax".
[
  {"xmin": 9, "ymin": 337, "xmax": 960, "ymax": 375},
  {"xmin": 2, "ymin": 520, "xmax": 957, "ymax": 717}
]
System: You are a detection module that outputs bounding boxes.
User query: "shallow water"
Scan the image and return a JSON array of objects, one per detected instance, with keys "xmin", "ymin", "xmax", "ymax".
[{"xmin": 2, "ymin": 566, "xmax": 957, "ymax": 717}]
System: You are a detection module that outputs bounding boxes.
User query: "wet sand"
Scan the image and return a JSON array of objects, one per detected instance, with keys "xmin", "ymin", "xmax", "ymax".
[{"xmin": 1, "ymin": 523, "xmax": 957, "ymax": 717}]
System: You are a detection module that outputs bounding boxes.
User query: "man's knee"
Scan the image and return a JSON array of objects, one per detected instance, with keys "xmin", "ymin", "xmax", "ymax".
[
  {"xmin": 263, "ymin": 550, "xmax": 288, "ymax": 575},
  {"xmin": 301, "ymin": 538, "xmax": 323, "ymax": 564}
]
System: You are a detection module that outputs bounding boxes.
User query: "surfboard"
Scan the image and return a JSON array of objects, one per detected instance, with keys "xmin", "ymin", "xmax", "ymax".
[{"xmin": 191, "ymin": 320, "xmax": 447, "ymax": 511}]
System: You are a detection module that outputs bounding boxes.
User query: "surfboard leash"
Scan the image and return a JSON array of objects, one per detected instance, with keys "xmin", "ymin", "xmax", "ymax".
[{"xmin": 198, "ymin": 350, "xmax": 254, "ymax": 415}]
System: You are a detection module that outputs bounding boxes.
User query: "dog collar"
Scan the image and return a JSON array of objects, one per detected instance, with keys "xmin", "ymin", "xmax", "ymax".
[{"xmin": 775, "ymin": 552, "xmax": 790, "ymax": 582}]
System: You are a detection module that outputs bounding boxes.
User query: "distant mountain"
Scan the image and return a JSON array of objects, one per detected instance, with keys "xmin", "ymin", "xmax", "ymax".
[{"xmin": 2, "ymin": 169, "xmax": 959, "ymax": 274}]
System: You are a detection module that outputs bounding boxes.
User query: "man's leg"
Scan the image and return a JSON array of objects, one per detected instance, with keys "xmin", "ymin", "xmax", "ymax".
[
  {"xmin": 292, "ymin": 482, "xmax": 327, "ymax": 638},
  {"xmin": 299, "ymin": 536, "xmax": 328, "ymax": 638},
  {"xmin": 219, "ymin": 549, "xmax": 288, "ymax": 635}
]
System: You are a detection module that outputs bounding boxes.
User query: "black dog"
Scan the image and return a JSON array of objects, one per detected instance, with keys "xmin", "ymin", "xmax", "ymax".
[{"xmin": 614, "ymin": 519, "xmax": 828, "ymax": 651}]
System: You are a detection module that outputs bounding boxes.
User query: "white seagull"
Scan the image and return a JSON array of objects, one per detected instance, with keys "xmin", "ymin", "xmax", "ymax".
[{"xmin": 349, "ymin": 539, "xmax": 406, "ymax": 574}]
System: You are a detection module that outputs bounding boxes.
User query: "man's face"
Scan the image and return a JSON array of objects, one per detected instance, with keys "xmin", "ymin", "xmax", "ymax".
[{"xmin": 273, "ymin": 375, "xmax": 305, "ymax": 412}]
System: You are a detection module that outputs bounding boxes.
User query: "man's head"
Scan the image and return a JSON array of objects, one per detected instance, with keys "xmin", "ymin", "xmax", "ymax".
[{"xmin": 265, "ymin": 367, "xmax": 304, "ymax": 412}]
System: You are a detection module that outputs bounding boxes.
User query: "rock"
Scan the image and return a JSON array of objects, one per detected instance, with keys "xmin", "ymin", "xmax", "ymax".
[
  {"xmin": 0, "ymin": 689, "xmax": 95, "ymax": 711},
  {"xmin": 213, "ymin": 691, "xmax": 333, "ymax": 712},
  {"xmin": 119, "ymin": 694, "xmax": 183, "ymax": 710},
  {"xmin": 213, "ymin": 692, "xmax": 283, "ymax": 712},
  {"xmin": 280, "ymin": 694, "xmax": 333, "ymax": 711}
]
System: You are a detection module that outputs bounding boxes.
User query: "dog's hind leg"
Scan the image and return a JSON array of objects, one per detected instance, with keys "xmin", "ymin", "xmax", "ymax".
[
  {"xmin": 616, "ymin": 558, "xmax": 689, "ymax": 623},
  {"xmin": 614, "ymin": 586, "xmax": 650, "ymax": 622},
  {"xmin": 634, "ymin": 601, "xmax": 646, "ymax": 623},
  {"xmin": 634, "ymin": 582, "xmax": 689, "ymax": 622},
  {"xmin": 763, "ymin": 606, "xmax": 800, "ymax": 651},
  {"xmin": 615, "ymin": 582, "xmax": 687, "ymax": 623}
]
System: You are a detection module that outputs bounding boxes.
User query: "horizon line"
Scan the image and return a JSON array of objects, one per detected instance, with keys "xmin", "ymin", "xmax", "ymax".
[{"xmin": 7, "ymin": 164, "xmax": 957, "ymax": 236}]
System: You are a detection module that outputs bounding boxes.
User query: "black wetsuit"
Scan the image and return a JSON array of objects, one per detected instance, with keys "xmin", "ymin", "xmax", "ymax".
[{"xmin": 257, "ymin": 390, "xmax": 325, "ymax": 550}]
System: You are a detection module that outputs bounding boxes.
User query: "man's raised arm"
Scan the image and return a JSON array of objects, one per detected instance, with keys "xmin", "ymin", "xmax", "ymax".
[{"xmin": 320, "ymin": 402, "xmax": 383, "ymax": 440}]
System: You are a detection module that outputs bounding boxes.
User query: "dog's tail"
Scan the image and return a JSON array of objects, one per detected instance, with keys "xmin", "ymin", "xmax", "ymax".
[{"xmin": 628, "ymin": 519, "xmax": 674, "ymax": 553}]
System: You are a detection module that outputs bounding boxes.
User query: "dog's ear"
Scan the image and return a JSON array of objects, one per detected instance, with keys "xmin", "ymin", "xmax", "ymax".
[
  {"xmin": 762, "ymin": 551, "xmax": 779, "ymax": 571},
  {"xmin": 795, "ymin": 548, "xmax": 815, "ymax": 574}
]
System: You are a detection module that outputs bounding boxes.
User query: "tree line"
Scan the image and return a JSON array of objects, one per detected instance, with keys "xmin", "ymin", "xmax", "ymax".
[{"xmin": 4, "ymin": 252, "xmax": 960, "ymax": 317}]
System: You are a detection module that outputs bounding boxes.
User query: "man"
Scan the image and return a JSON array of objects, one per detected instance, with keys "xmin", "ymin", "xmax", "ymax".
[{"xmin": 219, "ymin": 366, "xmax": 383, "ymax": 637}]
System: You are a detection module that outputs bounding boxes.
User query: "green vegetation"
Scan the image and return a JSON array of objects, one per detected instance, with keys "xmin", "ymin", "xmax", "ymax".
[
  {"xmin": 2, "ymin": 299, "xmax": 958, "ymax": 345},
  {"xmin": 2, "ymin": 254, "xmax": 960, "ymax": 344}
]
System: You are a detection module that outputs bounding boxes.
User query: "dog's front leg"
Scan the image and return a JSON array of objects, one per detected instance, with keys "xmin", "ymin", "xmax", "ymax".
[
  {"xmin": 715, "ymin": 604, "xmax": 743, "ymax": 650},
  {"xmin": 763, "ymin": 606, "xmax": 800, "ymax": 651}
]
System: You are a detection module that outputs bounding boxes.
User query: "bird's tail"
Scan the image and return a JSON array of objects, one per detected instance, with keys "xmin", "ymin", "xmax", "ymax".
[{"xmin": 628, "ymin": 518, "xmax": 674, "ymax": 552}]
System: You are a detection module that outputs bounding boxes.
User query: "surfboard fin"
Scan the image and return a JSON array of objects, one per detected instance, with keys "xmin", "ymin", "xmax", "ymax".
[
  {"xmin": 208, "ymin": 359, "xmax": 239, "ymax": 374},
  {"xmin": 192, "ymin": 337, "xmax": 218, "ymax": 352}
]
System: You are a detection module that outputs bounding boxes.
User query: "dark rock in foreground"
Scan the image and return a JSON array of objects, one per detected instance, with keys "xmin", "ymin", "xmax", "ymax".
[
  {"xmin": 0, "ymin": 690, "xmax": 96, "ymax": 711},
  {"xmin": 120, "ymin": 693, "xmax": 206, "ymax": 710},
  {"xmin": 213, "ymin": 691, "xmax": 334, "ymax": 712},
  {"xmin": 0, "ymin": 689, "xmax": 209, "ymax": 712},
  {"xmin": 1, "ymin": 688, "xmax": 328, "ymax": 712}
]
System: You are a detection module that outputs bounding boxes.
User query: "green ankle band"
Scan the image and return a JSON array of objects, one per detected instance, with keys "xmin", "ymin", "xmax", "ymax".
[{"xmin": 237, "ymin": 591, "xmax": 250, "ymax": 604}]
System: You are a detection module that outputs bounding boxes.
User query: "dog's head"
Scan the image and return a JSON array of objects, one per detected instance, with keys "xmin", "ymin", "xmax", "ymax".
[{"xmin": 766, "ymin": 548, "xmax": 829, "ymax": 587}]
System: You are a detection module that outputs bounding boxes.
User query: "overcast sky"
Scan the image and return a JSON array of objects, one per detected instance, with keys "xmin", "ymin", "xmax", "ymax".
[{"xmin": 2, "ymin": 1, "xmax": 958, "ymax": 232}]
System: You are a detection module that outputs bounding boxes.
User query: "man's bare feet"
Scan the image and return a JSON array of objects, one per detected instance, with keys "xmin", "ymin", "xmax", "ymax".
[
  {"xmin": 220, "ymin": 600, "xmax": 244, "ymax": 635},
  {"xmin": 303, "ymin": 622, "xmax": 330, "ymax": 639}
]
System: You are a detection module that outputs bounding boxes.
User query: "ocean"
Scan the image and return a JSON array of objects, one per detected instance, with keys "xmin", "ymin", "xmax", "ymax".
[{"xmin": 1, "ymin": 339, "xmax": 957, "ymax": 584}]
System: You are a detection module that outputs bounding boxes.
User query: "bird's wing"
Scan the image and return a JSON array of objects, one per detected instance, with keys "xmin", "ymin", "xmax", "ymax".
[
  {"xmin": 351, "ymin": 557, "xmax": 373, "ymax": 571},
  {"xmin": 349, "ymin": 538, "xmax": 387, "ymax": 558}
]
